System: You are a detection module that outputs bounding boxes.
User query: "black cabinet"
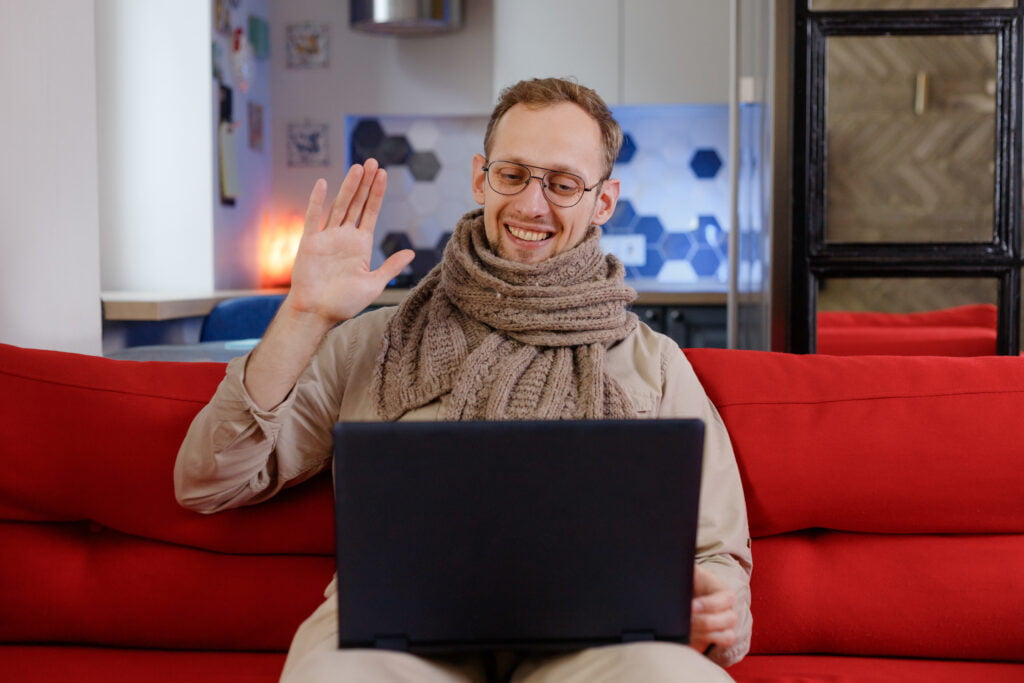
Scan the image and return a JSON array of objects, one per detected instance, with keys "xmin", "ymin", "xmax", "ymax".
[{"xmin": 631, "ymin": 305, "xmax": 727, "ymax": 349}]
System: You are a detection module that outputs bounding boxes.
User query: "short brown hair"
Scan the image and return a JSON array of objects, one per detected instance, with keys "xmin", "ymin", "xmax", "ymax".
[{"xmin": 484, "ymin": 77, "xmax": 623, "ymax": 180}]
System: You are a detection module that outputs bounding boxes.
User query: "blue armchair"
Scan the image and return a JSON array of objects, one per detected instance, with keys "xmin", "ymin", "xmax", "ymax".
[{"xmin": 199, "ymin": 295, "xmax": 286, "ymax": 342}]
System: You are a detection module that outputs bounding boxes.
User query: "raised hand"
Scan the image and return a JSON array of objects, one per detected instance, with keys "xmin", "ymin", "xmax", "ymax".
[
  {"xmin": 242, "ymin": 160, "xmax": 414, "ymax": 410},
  {"xmin": 285, "ymin": 159, "xmax": 415, "ymax": 325}
]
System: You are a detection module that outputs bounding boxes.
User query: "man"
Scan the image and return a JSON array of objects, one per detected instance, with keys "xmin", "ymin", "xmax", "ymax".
[{"xmin": 175, "ymin": 78, "xmax": 751, "ymax": 682}]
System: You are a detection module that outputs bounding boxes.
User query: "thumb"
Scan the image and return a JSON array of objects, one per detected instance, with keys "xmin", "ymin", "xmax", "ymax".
[
  {"xmin": 693, "ymin": 564, "xmax": 726, "ymax": 598},
  {"xmin": 374, "ymin": 249, "xmax": 416, "ymax": 287}
]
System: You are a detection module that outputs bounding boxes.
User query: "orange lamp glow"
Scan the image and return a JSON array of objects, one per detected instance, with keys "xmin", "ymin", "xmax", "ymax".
[{"xmin": 259, "ymin": 216, "xmax": 303, "ymax": 288}]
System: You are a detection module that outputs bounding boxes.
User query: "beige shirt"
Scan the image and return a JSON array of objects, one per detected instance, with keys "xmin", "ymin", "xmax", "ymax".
[{"xmin": 174, "ymin": 306, "xmax": 752, "ymax": 666}]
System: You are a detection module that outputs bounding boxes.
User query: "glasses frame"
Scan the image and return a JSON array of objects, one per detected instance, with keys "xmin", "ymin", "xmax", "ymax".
[{"xmin": 481, "ymin": 159, "xmax": 603, "ymax": 208}]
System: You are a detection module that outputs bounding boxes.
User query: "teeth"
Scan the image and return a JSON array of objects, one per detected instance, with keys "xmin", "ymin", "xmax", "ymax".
[{"xmin": 507, "ymin": 225, "xmax": 551, "ymax": 242}]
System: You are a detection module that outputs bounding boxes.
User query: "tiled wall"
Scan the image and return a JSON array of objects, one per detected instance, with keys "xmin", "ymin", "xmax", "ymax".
[{"xmin": 347, "ymin": 104, "xmax": 763, "ymax": 292}]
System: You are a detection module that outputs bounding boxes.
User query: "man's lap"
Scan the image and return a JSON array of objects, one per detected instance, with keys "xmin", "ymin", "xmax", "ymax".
[{"xmin": 279, "ymin": 598, "xmax": 733, "ymax": 682}]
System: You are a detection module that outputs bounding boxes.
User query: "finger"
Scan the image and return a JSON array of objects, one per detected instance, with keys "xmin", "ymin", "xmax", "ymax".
[
  {"xmin": 696, "ymin": 628, "xmax": 737, "ymax": 651},
  {"xmin": 342, "ymin": 157, "xmax": 380, "ymax": 226},
  {"xmin": 693, "ymin": 589, "xmax": 735, "ymax": 615},
  {"xmin": 326, "ymin": 164, "xmax": 365, "ymax": 227},
  {"xmin": 691, "ymin": 609, "xmax": 738, "ymax": 633},
  {"xmin": 373, "ymin": 249, "xmax": 415, "ymax": 288},
  {"xmin": 357, "ymin": 168, "xmax": 387, "ymax": 230},
  {"xmin": 303, "ymin": 179, "xmax": 328, "ymax": 236}
]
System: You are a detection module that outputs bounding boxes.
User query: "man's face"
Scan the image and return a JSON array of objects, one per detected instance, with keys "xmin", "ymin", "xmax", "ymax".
[{"xmin": 471, "ymin": 102, "xmax": 620, "ymax": 265}]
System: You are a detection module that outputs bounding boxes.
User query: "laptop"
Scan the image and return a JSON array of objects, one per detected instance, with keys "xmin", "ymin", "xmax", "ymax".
[{"xmin": 332, "ymin": 418, "xmax": 705, "ymax": 654}]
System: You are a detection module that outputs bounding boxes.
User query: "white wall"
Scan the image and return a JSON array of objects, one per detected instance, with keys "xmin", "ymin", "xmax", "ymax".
[
  {"xmin": 269, "ymin": 0, "xmax": 495, "ymax": 221},
  {"xmin": 95, "ymin": 0, "xmax": 215, "ymax": 293},
  {"xmin": 0, "ymin": 0, "xmax": 102, "ymax": 355}
]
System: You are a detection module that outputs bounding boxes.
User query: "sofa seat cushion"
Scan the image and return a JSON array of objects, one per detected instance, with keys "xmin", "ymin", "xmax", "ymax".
[
  {"xmin": 2, "ymin": 645, "xmax": 284, "ymax": 683},
  {"xmin": 7, "ymin": 647, "xmax": 1021, "ymax": 683},
  {"xmin": 729, "ymin": 654, "xmax": 1024, "ymax": 682},
  {"xmin": 684, "ymin": 349, "xmax": 1024, "ymax": 537}
]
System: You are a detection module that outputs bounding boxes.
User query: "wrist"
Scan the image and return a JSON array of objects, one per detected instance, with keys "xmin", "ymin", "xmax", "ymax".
[{"xmin": 278, "ymin": 294, "xmax": 340, "ymax": 337}]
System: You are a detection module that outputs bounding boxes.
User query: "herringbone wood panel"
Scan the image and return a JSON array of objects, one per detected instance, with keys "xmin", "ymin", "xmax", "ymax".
[{"xmin": 819, "ymin": 34, "xmax": 1002, "ymax": 318}]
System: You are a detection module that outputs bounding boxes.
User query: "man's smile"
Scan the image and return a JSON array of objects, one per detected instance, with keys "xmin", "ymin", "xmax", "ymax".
[{"xmin": 505, "ymin": 223, "xmax": 553, "ymax": 243}]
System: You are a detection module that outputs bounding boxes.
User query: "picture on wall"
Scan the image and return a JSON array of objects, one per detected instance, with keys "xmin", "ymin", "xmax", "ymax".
[
  {"xmin": 213, "ymin": 0, "xmax": 232, "ymax": 36},
  {"xmin": 287, "ymin": 121, "xmax": 330, "ymax": 167},
  {"xmin": 286, "ymin": 23, "xmax": 329, "ymax": 69},
  {"xmin": 248, "ymin": 15, "xmax": 270, "ymax": 59}
]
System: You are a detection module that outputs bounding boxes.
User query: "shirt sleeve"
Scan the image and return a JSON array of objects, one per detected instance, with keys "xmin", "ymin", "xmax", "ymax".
[
  {"xmin": 659, "ymin": 344, "xmax": 753, "ymax": 668},
  {"xmin": 173, "ymin": 325, "xmax": 352, "ymax": 514}
]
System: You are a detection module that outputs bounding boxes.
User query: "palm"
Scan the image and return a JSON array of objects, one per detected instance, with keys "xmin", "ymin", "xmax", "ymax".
[{"xmin": 287, "ymin": 160, "xmax": 414, "ymax": 323}]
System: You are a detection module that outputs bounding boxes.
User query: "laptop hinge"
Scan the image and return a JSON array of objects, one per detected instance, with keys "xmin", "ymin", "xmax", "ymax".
[
  {"xmin": 374, "ymin": 634, "xmax": 410, "ymax": 651},
  {"xmin": 621, "ymin": 630, "xmax": 656, "ymax": 643}
]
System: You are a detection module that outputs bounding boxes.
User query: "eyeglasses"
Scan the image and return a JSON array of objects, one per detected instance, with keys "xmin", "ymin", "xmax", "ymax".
[{"xmin": 481, "ymin": 160, "xmax": 602, "ymax": 208}]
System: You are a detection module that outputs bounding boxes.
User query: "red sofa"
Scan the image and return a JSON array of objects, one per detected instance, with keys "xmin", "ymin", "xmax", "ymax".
[
  {"xmin": 2, "ymin": 342, "xmax": 1022, "ymax": 682},
  {"xmin": 817, "ymin": 303, "xmax": 998, "ymax": 356}
]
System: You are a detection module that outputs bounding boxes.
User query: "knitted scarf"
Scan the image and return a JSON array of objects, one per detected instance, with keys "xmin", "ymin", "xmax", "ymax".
[{"xmin": 372, "ymin": 209, "xmax": 639, "ymax": 421}]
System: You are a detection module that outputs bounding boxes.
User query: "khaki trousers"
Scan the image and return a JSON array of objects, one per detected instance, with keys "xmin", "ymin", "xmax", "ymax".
[{"xmin": 280, "ymin": 597, "xmax": 734, "ymax": 683}]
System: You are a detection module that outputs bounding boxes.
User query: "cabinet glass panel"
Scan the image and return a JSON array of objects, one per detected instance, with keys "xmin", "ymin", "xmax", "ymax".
[
  {"xmin": 811, "ymin": 0, "xmax": 1013, "ymax": 9},
  {"xmin": 825, "ymin": 34, "xmax": 997, "ymax": 243},
  {"xmin": 816, "ymin": 277, "xmax": 998, "ymax": 355}
]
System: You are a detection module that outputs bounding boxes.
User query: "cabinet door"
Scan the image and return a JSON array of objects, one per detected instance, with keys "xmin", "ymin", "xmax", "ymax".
[
  {"xmin": 492, "ymin": 0, "xmax": 619, "ymax": 101},
  {"xmin": 622, "ymin": 0, "xmax": 729, "ymax": 104}
]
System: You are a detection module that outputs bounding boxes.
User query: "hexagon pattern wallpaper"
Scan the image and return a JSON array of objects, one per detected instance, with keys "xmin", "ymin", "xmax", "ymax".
[{"xmin": 347, "ymin": 105, "xmax": 764, "ymax": 292}]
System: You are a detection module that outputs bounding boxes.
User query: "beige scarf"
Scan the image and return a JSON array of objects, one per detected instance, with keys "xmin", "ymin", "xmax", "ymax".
[{"xmin": 372, "ymin": 209, "xmax": 639, "ymax": 421}]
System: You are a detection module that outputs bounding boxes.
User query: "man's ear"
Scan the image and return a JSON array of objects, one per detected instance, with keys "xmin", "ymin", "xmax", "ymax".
[
  {"xmin": 471, "ymin": 154, "xmax": 487, "ymax": 205},
  {"xmin": 591, "ymin": 178, "xmax": 620, "ymax": 226}
]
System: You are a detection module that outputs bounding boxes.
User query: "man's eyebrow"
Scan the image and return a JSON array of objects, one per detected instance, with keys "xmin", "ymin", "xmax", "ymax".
[{"xmin": 500, "ymin": 156, "xmax": 587, "ymax": 178}]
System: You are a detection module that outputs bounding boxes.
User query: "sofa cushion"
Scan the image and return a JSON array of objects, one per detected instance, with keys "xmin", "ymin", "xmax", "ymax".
[
  {"xmin": 684, "ymin": 349, "xmax": 1024, "ymax": 537},
  {"xmin": 818, "ymin": 304, "xmax": 998, "ymax": 329},
  {"xmin": 817, "ymin": 325, "xmax": 997, "ymax": 356},
  {"xmin": 0, "ymin": 344, "xmax": 334, "ymax": 555},
  {"xmin": 730, "ymin": 653, "xmax": 1024, "ymax": 682},
  {"xmin": 816, "ymin": 304, "xmax": 998, "ymax": 356},
  {"xmin": 0, "ymin": 520, "xmax": 332, "ymax": 650},
  {"xmin": 746, "ymin": 530, "xmax": 1024, "ymax": 661},
  {"xmin": 2, "ymin": 645, "xmax": 285, "ymax": 683}
]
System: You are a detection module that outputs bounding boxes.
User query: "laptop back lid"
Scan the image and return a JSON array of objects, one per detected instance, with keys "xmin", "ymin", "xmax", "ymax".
[{"xmin": 332, "ymin": 418, "xmax": 704, "ymax": 654}]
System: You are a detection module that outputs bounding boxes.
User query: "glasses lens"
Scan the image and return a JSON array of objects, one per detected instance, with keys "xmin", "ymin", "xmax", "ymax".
[
  {"xmin": 543, "ymin": 171, "xmax": 584, "ymax": 206},
  {"xmin": 487, "ymin": 162, "xmax": 530, "ymax": 195}
]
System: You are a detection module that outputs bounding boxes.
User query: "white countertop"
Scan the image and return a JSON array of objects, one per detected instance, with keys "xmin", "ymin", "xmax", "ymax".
[{"xmin": 101, "ymin": 288, "xmax": 727, "ymax": 321}]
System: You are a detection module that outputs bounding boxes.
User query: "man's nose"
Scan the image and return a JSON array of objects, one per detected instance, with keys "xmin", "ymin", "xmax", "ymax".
[{"xmin": 514, "ymin": 177, "xmax": 551, "ymax": 214}]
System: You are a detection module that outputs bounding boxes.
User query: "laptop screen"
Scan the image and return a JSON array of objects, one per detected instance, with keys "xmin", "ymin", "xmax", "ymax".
[{"xmin": 333, "ymin": 418, "xmax": 705, "ymax": 654}]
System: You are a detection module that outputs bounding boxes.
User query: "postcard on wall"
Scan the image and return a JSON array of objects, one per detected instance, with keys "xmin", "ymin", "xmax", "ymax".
[
  {"xmin": 286, "ymin": 23, "xmax": 329, "ymax": 69},
  {"xmin": 213, "ymin": 0, "xmax": 232, "ymax": 36},
  {"xmin": 287, "ymin": 121, "xmax": 330, "ymax": 167},
  {"xmin": 249, "ymin": 15, "xmax": 270, "ymax": 59},
  {"xmin": 248, "ymin": 101, "xmax": 264, "ymax": 151}
]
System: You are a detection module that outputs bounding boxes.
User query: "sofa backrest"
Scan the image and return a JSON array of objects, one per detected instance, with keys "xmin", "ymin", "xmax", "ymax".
[
  {"xmin": 0, "ymin": 343, "xmax": 334, "ymax": 652},
  {"xmin": 817, "ymin": 303, "xmax": 998, "ymax": 355},
  {"xmin": 685, "ymin": 348, "xmax": 1024, "ymax": 662}
]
